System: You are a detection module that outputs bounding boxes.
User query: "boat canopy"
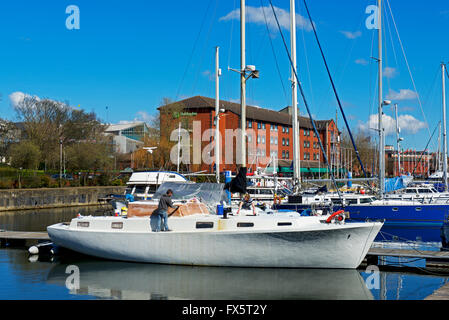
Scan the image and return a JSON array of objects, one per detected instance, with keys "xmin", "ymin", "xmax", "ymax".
[
  {"xmin": 153, "ymin": 182, "xmax": 228, "ymax": 213},
  {"xmin": 385, "ymin": 175, "xmax": 413, "ymax": 193}
]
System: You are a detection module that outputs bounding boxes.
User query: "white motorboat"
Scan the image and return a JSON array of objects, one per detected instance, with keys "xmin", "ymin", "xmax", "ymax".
[
  {"xmin": 125, "ymin": 171, "xmax": 190, "ymax": 199},
  {"xmin": 384, "ymin": 184, "xmax": 449, "ymax": 204}
]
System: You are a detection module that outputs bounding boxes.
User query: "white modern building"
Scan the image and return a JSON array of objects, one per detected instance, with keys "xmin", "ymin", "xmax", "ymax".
[{"xmin": 105, "ymin": 122, "xmax": 149, "ymax": 154}]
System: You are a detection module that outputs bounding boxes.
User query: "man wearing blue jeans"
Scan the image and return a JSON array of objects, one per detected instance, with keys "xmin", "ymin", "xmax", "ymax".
[{"xmin": 155, "ymin": 189, "xmax": 178, "ymax": 232}]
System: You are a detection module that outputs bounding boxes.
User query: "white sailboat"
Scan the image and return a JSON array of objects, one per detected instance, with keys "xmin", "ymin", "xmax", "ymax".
[
  {"xmin": 47, "ymin": 211, "xmax": 381, "ymax": 268},
  {"xmin": 47, "ymin": 0, "xmax": 383, "ymax": 269}
]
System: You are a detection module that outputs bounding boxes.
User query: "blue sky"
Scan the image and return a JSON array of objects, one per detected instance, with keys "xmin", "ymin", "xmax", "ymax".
[{"xmin": 0, "ymin": 0, "xmax": 448, "ymax": 151}]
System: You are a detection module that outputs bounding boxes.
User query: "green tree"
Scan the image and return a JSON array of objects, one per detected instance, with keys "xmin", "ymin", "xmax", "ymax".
[
  {"xmin": 8, "ymin": 140, "xmax": 41, "ymax": 169},
  {"xmin": 14, "ymin": 96, "xmax": 111, "ymax": 171}
]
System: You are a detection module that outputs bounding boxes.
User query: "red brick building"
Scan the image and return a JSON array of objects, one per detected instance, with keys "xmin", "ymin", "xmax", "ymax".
[
  {"xmin": 386, "ymin": 147, "xmax": 433, "ymax": 177},
  {"xmin": 159, "ymin": 96, "xmax": 340, "ymax": 174}
]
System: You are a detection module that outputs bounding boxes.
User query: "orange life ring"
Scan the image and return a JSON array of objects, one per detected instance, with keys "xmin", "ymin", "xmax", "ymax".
[{"xmin": 325, "ymin": 210, "xmax": 345, "ymax": 223}]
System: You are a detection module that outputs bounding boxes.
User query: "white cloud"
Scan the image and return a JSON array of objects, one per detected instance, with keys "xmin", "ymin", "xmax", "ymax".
[
  {"xmin": 340, "ymin": 31, "xmax": 362, "ymax": 39},
  {"xmin": 386, "ymin": 89, "xmax": 419, "ymax": 101},
  {"xmin": 219, "ymin": 6, "xmax": 312, "ymax": 32},
  {"xmin": 135, "ymin": 111, "xmax": 154, "ymax": 123},
  {"xmin": 120, "ymin": 111, "xmax": 155, "ymax": 125},
  {"xmin": 202, "ymin": 70, "xmax": 214, "ymax": 81},
  {"xmin": 355, "ymin": 58, "xmax": 368, "ymax": 66},
  {"xmin": 383, "ymin": 67, "xmax": 398, "ymax": 79},
  {"xmin": 9, "ymin": 91, "xmax": 40, "ymax": 108},
  {"xmin": 358, "ymin": 113, "xmax": 427, "ymax": 136}
]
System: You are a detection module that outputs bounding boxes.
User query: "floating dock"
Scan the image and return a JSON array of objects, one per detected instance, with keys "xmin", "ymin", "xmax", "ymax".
[
  {"xmin": 366, "ymin": 247, "xmax": 449, "ymax": 266},
  {"xmin": 0, "ymin": 230, "xmax": 50, "ymax": 246}
]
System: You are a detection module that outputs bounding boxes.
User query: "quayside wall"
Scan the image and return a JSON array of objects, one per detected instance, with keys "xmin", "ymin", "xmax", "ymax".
[{"xmin": 0, "ymin": 186, "xmax": 126, "ymax": 211}]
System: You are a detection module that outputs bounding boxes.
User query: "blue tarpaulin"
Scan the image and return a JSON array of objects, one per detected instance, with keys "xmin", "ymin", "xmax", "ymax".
[{"xmin": 384, "ymin": 176, "xmax": 409, "ymax": 193}]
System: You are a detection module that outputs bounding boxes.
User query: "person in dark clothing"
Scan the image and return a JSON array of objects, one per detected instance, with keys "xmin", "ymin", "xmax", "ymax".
[
  {"xmin": 237, "ymin": 193, "xmax": 256, "ymax": 215},
  {"xmin": 156, "ymin": 189, "xmax": 178, "ymax": 232}
]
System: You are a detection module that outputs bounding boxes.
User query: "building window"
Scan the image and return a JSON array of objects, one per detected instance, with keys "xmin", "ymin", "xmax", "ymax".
[
  {"xmin": 262, "ymin": 123, "xmax": 266, "ymax": 129},
  {"xmin": 282, "ymin": 150, "xmax": 286, "ymax": 159},
  {"xmin": 282, "ymin": 138, "xmax": 285, "ymax": 146},
  {"xmin": 286, "ymin": 139, "xmax": 289, "ymax": 146},
  {"xmin": 286, "ymin": 127, "xmax": 289, "ymax": 133},
  {"xmin": 248, "ymin": 135, "xmax": 252, "ymax": 143},
  {"xmin": 248, "ymin": 120, "xmax": 252, "ymax": 128},
  {"xmin": 261, "ymin": 136, "xmax": 265, "ymax": 144},
  {"xmin": 257, "ymin": 136, "xmax": 261, "ymax": 144},
  {"xmin": 304, "ymin": 141, "xmax": 310, "ymax": 148},
  {"xmin": 258, "ymin": 122, "xmax": 261, "ymax": 129},
  {"xmin": 275, "ymin": 137, "xmax": 278, "ymax": 145},
  {"xmin": 282, "ymin": 126, "xmax": 285, "ymax": 133},
  {"xmin": 286, "ymin": 151, "xmax": 290, "ymax": 159}
]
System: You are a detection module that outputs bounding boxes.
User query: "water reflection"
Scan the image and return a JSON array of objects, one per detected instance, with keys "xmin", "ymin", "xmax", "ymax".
[
  {"xmin": 46, "ymin": 259, "xmax": 374, "ymax": 300},
  {"xmin": 0, "ymin": 206, "xmax": 109, "ymax": 232}
]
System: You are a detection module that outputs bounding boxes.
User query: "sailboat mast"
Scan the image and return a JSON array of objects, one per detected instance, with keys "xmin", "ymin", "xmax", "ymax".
[
  {"xmin": 215, "ymin": 46, "xmax": 221, "ymax": 183},
  {"xmin": 240, "ymin": 0, "xmax": 247, "ymax": 168},
  {"xmin": 442, "ymin": 62, "xmax": 448, "ymax": 191},
  {"xmin": 394, "ymin": 103, "xmax": 401, "ymax": 175},
  {"xmin": 438, "ymin": 122, "xmax": 441, "ymax": 172},
  {"xmin": 378, "ymin": 0, "xmax": 385, "ymax": 196},
  {"xmin": 290, "ymin": 0, "xmax": 300, "ymax": 188}
]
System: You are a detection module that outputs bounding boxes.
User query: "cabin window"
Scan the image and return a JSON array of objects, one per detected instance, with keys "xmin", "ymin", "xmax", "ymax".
[
  {"xmin": 416, "ymin": 207, "xmax": 422, "ymax": 212},
  {"xmin": 77, "ymin": 221, "xmax": 89, "ymax": 228},
  {"xmin": 392, "ymin": 207, "xmax": 399, "ymax": 212},
  {"xmin": 111, "ymin": 222, "xmax": 123, "ymax": 229},
  {"xmin": 169, "ymin": 175, "xmax": 176, "ymax": 178},
  {"xmin": 134, "ymin": 185, "xmax": 146, "ymax": 194},
  {"xmin": 196, "ymin": 222, "xmax": 214, "ymax": 229},
  {"xmin": 347, "ymin": 199, "xmax": 358, "ymax": 205},
  {"xmin": 237, "ymin": 222, "xmax": 254, "ymax": 228},
  {"xmin": 278, "ymin": 222, "xmax": 292, "ymax": 226},
  {"xmin": 360, "ymin": 198, "xmax": 371, "ymax": 204}
]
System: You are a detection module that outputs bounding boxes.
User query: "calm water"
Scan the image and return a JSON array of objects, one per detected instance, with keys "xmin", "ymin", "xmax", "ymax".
[{"xmin": 1, "ymin": 207, "xmax": 449, "ymax": 300}]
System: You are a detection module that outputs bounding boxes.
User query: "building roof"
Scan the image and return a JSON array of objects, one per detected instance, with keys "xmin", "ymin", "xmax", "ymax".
[
  {"xmin": 159, "ymin": 96, "xmax": 335, "ymax": 130},
  {"xmin": 105, "ymin": 122, "xmax": 147, "ymax": 133}
]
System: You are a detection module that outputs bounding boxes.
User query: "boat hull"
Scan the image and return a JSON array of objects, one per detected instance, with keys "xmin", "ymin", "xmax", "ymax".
[
  {"xmin": 274, "ymin": 202, "xmax": 449, "ymax": 242},
  {"xmin": 47, "ymin": 220, "xmax": 381, "ymax": 269}
]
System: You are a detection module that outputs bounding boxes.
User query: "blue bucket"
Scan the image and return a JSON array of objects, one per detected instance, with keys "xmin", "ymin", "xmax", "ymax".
[{"xmin": 217, "ymin": 204, "xmax": 224, "ymax": 216}]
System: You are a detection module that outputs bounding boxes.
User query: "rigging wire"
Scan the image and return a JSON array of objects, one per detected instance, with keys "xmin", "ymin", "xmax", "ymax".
[
  {"xmin": 385, "ymin": 0, "xmax": 433, "ymax": 144},
  {"xmin": 267, "ymin": 0, "xmax": 342, "ymax": 199},
  {"xmin": 225, "ymin": 0, "xmax": 238, "ymax": 103},
  {"xmin": 190, "ymin": 0, "xmax": 219, "ymax": 96},
  {"xmin": 175, "ymin": 0, "xmax": 214, "ymax": 101},
  {"xmin": 300, "ymin": 0, "xmax": 369, "ymax": 179},
  {"xmin": 297, "ymin": 0, "xmax": 316, "ymax": 114},
  {"xmin": 260, "ymin": 0, "xmax": 289, "ymax": 105},
  {"xmin": 411, "ymin": 121, "xmax": 440, "ymax": 176}
]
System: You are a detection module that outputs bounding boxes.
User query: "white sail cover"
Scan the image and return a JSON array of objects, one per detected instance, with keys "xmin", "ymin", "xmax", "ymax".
[{"xmin": 153, "ymin": 182, "xmax": 228, "ymax": 213}]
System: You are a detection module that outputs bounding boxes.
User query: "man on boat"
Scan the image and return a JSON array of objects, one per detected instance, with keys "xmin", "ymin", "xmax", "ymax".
[
  {"xmin": 237, "ymin": 193, "xmax": 256, "ymax": 215},
  {"xmin": 156, "ymin": 189, "xmax": 178, "ymax": 232}
]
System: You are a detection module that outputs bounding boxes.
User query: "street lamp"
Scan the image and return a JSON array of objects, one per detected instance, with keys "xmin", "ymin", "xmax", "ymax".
[{"xmin": 228, "ymin": 64, "xmax": 260, "ymax": 168}]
